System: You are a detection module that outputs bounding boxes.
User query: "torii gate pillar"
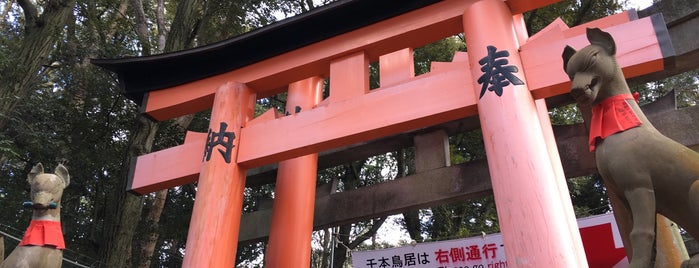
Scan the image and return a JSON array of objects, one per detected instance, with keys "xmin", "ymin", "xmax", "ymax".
[
  {"xmin": 265, "ymin": 77, "xmax": 323, "ymax": 267},
  {"xmin": 463, "ymin": 0, "xmax": 587, "ymax": 266},
  {"xmin": 182, "ymin": 82, "xmax": 255, "ymax": 267}
]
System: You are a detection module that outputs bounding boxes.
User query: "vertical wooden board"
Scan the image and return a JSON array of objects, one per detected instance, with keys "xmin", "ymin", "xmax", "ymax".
[
  {"xmin": 329, "ymin": 51, "xmax": 369, "ymax": 102},
  {"xmin": 414, "ymin": 130, "xmax": 450, "ymax": 172},
  {"xmin": 379, "ymin": 48, "xmax": 415, "ymax": 88}
]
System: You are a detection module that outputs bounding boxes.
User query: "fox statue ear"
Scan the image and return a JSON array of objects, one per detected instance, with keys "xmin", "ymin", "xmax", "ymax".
[
  {"xmin": 55, "ymin": 164, "xmax": 70, "ymax": 188},
  {"xmin": 586, "ymin": 27, "xmax": 616, "ymax": 55},
  {"xmin": 562, "ymin": 45, "xmax": 577, "ymax": 72},
  {"xmin": 27, "ymin": 163, "xmax": 44, "ymax": 184}
]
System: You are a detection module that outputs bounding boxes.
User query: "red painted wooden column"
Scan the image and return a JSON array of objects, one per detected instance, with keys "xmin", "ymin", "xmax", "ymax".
[
  {"xmin": 265, "ymin": 77, "xmax": 323, "ymax": 267},
  {"xmin": 515, "ymin": 11, "xmax": 589, "ymax": 267},
  {"xmin": 182, "ymin": 82, "xmax": 255, "ymax": 267},
  {"xmin": 463, "ymin": 0, "xmax": 587, "ymax": 267}
]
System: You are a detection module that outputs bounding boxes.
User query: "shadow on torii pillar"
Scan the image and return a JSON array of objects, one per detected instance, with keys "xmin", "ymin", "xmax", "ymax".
[{"xmin": 93, "ymin": 0, "xmax": 675, "ymax": 267}]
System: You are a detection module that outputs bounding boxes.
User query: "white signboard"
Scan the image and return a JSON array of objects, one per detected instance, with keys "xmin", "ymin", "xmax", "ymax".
[
  {"xmin": 352, "ymin": 214, "xmax": 628, "ymax": 268},
  {"xmin": 352, "ymin": 233, "xmax": 507, "ymax": 268}
]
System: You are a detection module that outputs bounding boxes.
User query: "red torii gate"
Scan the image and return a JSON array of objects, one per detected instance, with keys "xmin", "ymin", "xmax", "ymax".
[{"xmin": 94, "ymin": 0, "xmax": 671, "ymax": 266}]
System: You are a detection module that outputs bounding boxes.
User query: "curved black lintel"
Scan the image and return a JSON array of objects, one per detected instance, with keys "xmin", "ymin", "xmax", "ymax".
[{"xmin": 91, "ymin": 0, "xmax": 441, "ymax": 105}]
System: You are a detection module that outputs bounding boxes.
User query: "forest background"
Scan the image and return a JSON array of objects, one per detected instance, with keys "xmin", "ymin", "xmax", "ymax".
[{"xmin": 0, "ymin": 0, "xmax": 697, "ymax": 267}]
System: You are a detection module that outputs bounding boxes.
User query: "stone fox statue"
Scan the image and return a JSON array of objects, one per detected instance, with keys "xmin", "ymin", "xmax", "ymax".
[
  {"xmin": 562, "ymin": 27, "xmax": 699, "ymax": 268},
  {"xmin": 1, "ymin": 163, "xmax": 69, "ymax": 268}
]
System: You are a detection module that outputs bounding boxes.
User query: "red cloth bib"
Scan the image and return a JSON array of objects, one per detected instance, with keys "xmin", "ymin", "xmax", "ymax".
[
  {"xmin": 18, "ymin": 220, "xmax": 65, "ymax": 249},
  {"xmin": 588, "ymin": 93, "xmax": 642, "ymax": 151}
]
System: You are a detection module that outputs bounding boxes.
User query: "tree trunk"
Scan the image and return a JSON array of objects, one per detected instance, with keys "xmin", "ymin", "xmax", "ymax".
[
  {"xmin": 156, "ymin": 0, "xmax": 168, "ymax": 51},
  {"xmin": 97, "ymin": 0, "xmax": 161, "ymax": 263},
  {"xmin": 330, "ymin": 164, "xmax": 388, "ymax": 267},
  {"xmin": 137, "ymin": 189, "xmax": 168, "ymax": 268},
  {"xmin": 104, "ymin": 0, "xmax": 131, "ymax": 43},
  {"xmin": 320, "ymin": 228, "xmax": 331, "ymax": 268},
  {"xmin": 0, "ymin": 0, "xmax": 76, "ymax": 130},
  {"xmin": 403, "ymin": 210, "xmax": 422, "ymax": 241},
  {"xmin": 331, "ymin": 217, "xmax": 387, "ymax": 267},
  {"xmin": 130, "ymin": 0, "xmax": 151, "ymax": 55},
  {"xmin": 98, "ymin": 0, "xmax": 203, "ymax": 265},
  {"xmin": 397, "ymin": 149, "xmax": 423, "ymax": 242},
  {"xmin": 164, "ymin": 0, "xmax": 204, "ymax": 52},
  {"xmin": 333, "ymin": 224, "xmax": 352, "ymax": 268},
  {"xmin": 99, "ymin": 115, "xmax": 158, "ymax": 267},
  {"xmin": 136, "ymin": 115, "xmax": 192, "ymax": 267}
]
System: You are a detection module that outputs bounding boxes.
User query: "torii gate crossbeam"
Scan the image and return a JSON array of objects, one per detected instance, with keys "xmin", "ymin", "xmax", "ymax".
[{"xmin": 93, "ymin": 0, "xmax": 672, "ymax": 266}]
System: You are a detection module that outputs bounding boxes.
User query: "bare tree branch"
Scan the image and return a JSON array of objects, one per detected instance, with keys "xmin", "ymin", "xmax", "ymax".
[
  {"xmin": 156, "ymin": 0, "xmax": 167, "ymax": 51},
  {"xmin": 16, "ymin": 0, "xmax": 38, "ymax": 31},
  {"xmin": 348, "ymin": 217, "xmax": 387, "ymax": 249},
  {"xmin": 1, "ymin": 0, "xmax": 14, "ymax": 27},
  {"xmin": 573, "ymin": 0, "xmax": 595, "ymax": 26},
  {"xmin": 130, "ymin": 0, "xmax": 151, "ymax": 55},
  {"xmin": 305, "ymin": 0, "xmax": 315, "ymax": 11}
]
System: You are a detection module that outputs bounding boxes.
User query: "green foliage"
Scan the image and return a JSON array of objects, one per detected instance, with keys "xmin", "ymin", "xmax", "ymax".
[
  {"xmin": 450, "ymin": 130, "xmax": 486, "ymax": 163},
  {"xmin": 0, "ymin": 57, "xmax": 136, "ymax": 265},
  {"xmin": 632, "ymin": 69, "xmax": 699, "ymax": 108},
  {"xmin": 568, "ymin": 174, "xmax": 610, "ymax": 217},
  {"xmin": 524, "ymin": 0, "xmax": 626, "ymax": 34},
  {"xmin": 426, "ymin": 196, "xmax": 500, "ymax": 241},
  {"xmin": 418, "ymin": 129, "xmax": 496, "ymax": 242},
  {"xmin": 549, "ymin": 103, "xmax": 585, "ymax": 125},
  {"xmin": 413, "ymin": 36, "xmax": 466, "ymax": 75}
]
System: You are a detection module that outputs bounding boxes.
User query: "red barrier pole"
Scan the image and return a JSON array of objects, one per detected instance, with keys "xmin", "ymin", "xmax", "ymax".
[
  {"xmin": 265, "ymin": 77, "xmax": 323, "ymax": 267},
  {"xmin": 463, "ymin": 0, "xmax": 587, "ymax": 266},
  {"xmin": 182, "ymin": 82, "xmax": 255, "ymax": 267}
]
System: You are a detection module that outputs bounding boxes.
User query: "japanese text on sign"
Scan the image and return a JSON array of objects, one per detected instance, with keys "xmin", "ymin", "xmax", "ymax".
[
  {"xmin": 352, "ymin": 234, "xmax": 507, "ymax": 268},
  {"xmin": 352, "ymin": 214, "xmax": 629, "ymax": 268}
]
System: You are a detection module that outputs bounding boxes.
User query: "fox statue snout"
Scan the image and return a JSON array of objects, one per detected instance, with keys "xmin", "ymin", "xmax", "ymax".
[
  {"xmin": 569, "ymin": 74, "xmax": 599, "ymax": 106},
  {"xmin": 27, "ymin": 166, "xmax": 69, "ymax": 211},
  {"xmin": 563, "ymin": 28, "xmax": 626, "ymax": 106}
]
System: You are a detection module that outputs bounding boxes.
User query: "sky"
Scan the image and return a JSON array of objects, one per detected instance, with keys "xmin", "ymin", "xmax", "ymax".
[{"xmin": 625, "ymin": 0, "xmax": 654, "ymax": 9}]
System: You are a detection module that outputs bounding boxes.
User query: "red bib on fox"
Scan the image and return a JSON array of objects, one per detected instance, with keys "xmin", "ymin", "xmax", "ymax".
[
  {"xmin": 589, "ymin": 93, "xmax": 642, "ymax": 151},
  {"xmin": 19, "ymin": 220, "xmax": 66, "ymax": 250}
]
